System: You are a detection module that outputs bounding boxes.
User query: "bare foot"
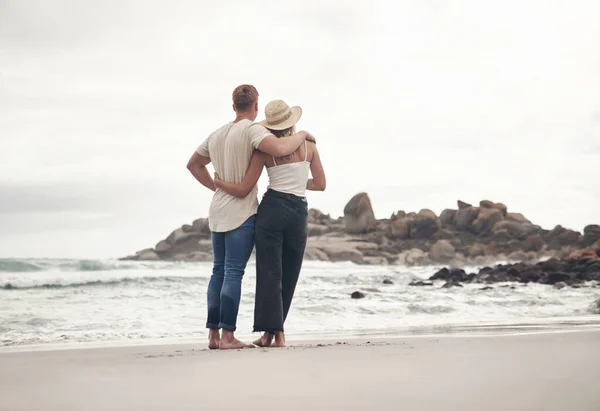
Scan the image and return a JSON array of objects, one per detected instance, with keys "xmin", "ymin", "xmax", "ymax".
[
  {"xmin": 273, "ymin": 331, "xmax": 286, "ymax": 348},
  {"xmin": 208, "ymin": 328, "xmax": 220, "ymax": 350},
  {"xmin": 219, "ymin": 330, "xmax": 253, "ymax": 350},
  {"xmin": 253, "ymin": 332, "xmax": 273, "ymax": 347},
  {"xmin": 219, "ymin": 337, "xmax": 254, "ymax": 350}
]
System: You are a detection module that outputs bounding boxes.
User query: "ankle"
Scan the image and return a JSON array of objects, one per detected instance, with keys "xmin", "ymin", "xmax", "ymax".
[{"xmin": 221, "ymin": 330, "xmax": 235, "ymax": 342}]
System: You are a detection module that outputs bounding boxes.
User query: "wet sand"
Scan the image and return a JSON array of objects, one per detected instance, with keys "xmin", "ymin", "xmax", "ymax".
[{"xmin": 1, "ymin": 330, "xmax": 599, "ymax": 411}]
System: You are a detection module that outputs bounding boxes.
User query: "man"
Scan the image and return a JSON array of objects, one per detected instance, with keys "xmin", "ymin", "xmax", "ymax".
[{"xmin": 186, "ymin": 84, "xmax": 313, "ymax": 350}]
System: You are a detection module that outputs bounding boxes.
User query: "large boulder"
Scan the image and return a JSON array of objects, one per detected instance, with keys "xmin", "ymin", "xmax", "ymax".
[
  {"xmin": 479, "ymin": 200, "xmax": 507, "ymax": 216},
  {"xmin": 396, "ymin": 248, "xmax": 430, "ymax": 265},
  {"xmin": 506, "ymin": 213, "xmax": 532, "ymax": 225},
  {"xmin": 429, "ymin": 240, "xmax": 456, "ymax": 263},
  {"xmin": 457, "ymin": 200, "xmax": 472, "ymax": 210},
  {"xmin": 567, "ymin": 240, "xmax": 600, "ymax": 262},
  {"xmin": 307, "ymin": 223, "xmax": 330, "ymax": 237},
  {"xmin": 410, "ymin": 209, "xmax": 441, "ymax": 239},
  {"xmin": 390, "ymin": 213, "xmax": 410, "ymax": 239},
  {"xmin": 192, "ymin": 218, "xmax": 210, "ymax": 234},
  {"xmin": 308, "ymin": 209, "xmax": 331, "ymax": 225},
  {"xmin": 343, "ymin": 193, "xmax": 377, "ymax": 234},
  {"xmin": 549, "ymin": 225, "xmax": 582, "ymax": 245},
  {"xmin": 439, "ymin": 209, "xmax": 457, "ymax": 227},
  {"xmin": 524, "ymin": 235, "xmax": 544, "ymax": 252},
  {"xmin": 471, "ymin": 208, "xmax": 504, "ymax": 235},
  {"xmin": 135, "ymin": 249, "xmax": 160, "ymax": 261},
  {"xmin": 583, "ymin": 225, "xmax": 600, "ymax": 247},
  {"xmin": 155, "ymin": 240, "xmax": 171, "ymax": 253},
  {"xmin": 492, "ymin": 220, "xmax": 538, "ymax": 236},
  {"xmin": 454, "ymin": 207, "xmax": 480, "ymax": 231}
]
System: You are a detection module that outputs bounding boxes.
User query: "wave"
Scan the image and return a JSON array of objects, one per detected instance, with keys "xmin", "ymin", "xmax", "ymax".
[
  {"xmin": 0, "ymin": 260, "xmax": 42, "ymax": 272},
  {"xmin": 0, "ymin": 258, "xmax": 199, "ymax": 273},
  {"xmin": 1, "ymin": 275, "xmax": 204, "ymax": 291}
]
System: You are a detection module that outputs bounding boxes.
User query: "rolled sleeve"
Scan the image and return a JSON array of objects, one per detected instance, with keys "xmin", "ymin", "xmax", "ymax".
[{"xmin": 248, "ymin": 123, "xmax": 272, "ymax": 149}]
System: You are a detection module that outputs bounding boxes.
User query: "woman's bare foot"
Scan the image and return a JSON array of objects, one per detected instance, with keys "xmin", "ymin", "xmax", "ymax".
[
  {"xmin": 219, "ymin": 330, "xmax": 254, "ymax": 350},
  {"xmin": 253, "ymin": 332, "xmax": 273, "ymax": 347},
  {"xmin": 273, "ymin": 331, "xmax": 286, "ymax": 348},
  {"xmin": 208, "ymin": 328, "xmax": 220, "ymax": 350}
]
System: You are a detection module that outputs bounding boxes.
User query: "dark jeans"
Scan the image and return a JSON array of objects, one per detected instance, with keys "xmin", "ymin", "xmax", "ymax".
[
  {"xmin": 254, "ymin": 189, "xmax": 308, "ymax": 333},
  {"xmin": 206, "ymin": 215, "xmax": 255, "ymax": 331}
]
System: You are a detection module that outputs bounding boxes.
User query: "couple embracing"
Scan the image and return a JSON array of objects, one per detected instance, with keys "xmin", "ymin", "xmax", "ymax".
[{"xmin": 187, "ymin": 84, "xmax": 326, "ymax": 349}]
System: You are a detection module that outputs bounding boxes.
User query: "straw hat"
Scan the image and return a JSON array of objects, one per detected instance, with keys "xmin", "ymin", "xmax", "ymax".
[{"xmin": 259, "ymin": 99, "xmax": 302, "ymax": 131}]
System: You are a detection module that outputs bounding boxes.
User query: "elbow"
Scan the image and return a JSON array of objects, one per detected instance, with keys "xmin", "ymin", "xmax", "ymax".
[{"xmin": 316, "ymin": 180, "xmax": 326, "ymax": 191}]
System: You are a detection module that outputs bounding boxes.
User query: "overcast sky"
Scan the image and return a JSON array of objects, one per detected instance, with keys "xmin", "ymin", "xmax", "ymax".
[{"xmin": 1, "ymin": 0, "xmax": 599, "ymax": 259}]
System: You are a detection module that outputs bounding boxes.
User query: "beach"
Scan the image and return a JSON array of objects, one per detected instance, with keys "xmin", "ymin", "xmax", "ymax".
[{"xmin": 1, "ymin": 329, "xmax": 599, "ymax": 411}]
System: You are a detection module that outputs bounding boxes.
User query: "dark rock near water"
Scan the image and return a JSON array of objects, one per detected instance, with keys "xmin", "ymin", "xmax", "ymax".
[
  {"xmin": 442, "ymin": 280, "xmax": 463, "ymax": 288},
  {"xmin": 351, "ymin": 291, "xmax": 366, "ymax": 299},
  {"xmin": 409, "ymin": 281, "xmax": 433, "ymax": 287},
  {"xmin": 382, "ymin": 279, "xmax": 394, "ymax": 285}
]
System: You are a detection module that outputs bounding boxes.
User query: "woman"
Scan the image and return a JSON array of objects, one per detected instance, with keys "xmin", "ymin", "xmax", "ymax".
[{"xmin": 214, "ymin": 99, "xmax": 326, "ymax": 347}]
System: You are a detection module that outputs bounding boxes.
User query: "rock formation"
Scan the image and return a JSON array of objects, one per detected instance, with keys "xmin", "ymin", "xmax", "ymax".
[{"xmin": 122, "ymin": 194, "xmax": 597, "ymax": 268}]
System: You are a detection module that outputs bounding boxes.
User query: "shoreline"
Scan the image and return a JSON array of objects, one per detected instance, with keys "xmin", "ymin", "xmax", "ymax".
[{"xmin": 3, "ymin": 315, "xmax": 599, "ymax": 354}]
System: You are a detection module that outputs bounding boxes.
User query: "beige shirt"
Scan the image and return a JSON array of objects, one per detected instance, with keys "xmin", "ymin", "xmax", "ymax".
[{"xmin": 196, "ymin": 119, "xmax": 272, "ymax": 232}]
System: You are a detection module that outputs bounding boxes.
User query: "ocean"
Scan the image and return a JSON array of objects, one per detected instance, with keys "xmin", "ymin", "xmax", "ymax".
[{"xmin": 1, "ymin": 258, "xmax": 599, "ymax": 349}]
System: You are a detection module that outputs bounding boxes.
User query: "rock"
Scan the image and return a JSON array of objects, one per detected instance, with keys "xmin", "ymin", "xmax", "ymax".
[
  {"xmin": 506, "ymin": 213, "xmax": 532, "ymax": 224},
  {"xmin": 324, "ymin": 246, "xmax": 364, "ymax": 264},
  {"xmin": 549, "ymin": 225, "xmax": 582, "ymax": 245},
  {"xmin": 454, "ymin": 207, "xmax": 480, "ymax": 230},
  {"xmin": 429, "ymin": 267, "xmax": 469, "ymax": 282},
  {"xmin": 155, "ymin": 240, "xmax": 171, "ymax": 253},
  {"xmin": 480, "ymin": 286, "xmax": 494, "ymax": 291},
  {"xmin": 429, "ymin": 240, "xmax": 456, "ymax": 263},
  {"xmin": 343, "ymin": 193, "xmax": 377, "ymax": 234},
  {"xmin": 543, "ymin": 272, "xmax": 573, "ymax": 285},
  {"xmin": 491, "ymin": 220, "xmax": 537, "ymax": 236},
  {"xmin": 383, "ymin": 279, "xmax": 394, "ymax": 285},
  {"xmin": 442, "ymin": 280, "xmax": 463, "ymax": 288},
  {"xmin": 471, "ymin": 208, "xmax": 504, "ymax": 235},
  {"xmin": 583, "ymin": 225, "xmax": 600, "ymax": 247},
  {"xmin": 439, "ymin": 209, "xmax": 457, "ymax": 227},
  {"xmin": 136, "ymin": 249, "xmax": 160, "ymax": 261},
  {"xmin": 307, "ymin": 223, "xmax": 330, "ymax": 237},
  {"xmin": 355, "ymin": 242, "xmax": 379, "ymax": 252},
  {"xmin": 479, "ymin": 200, "xmax": 507, "ymax": 216},
  {"xmin": 166, "ymin": 228, "xmax": 200, "ymax": 246},
  {"xmin": 409, "ymin": 281, "xmax": 433, "ymax": 286},
  {"xmin": 351, "ymin": 291, "xmax": 365, "ymax": 299},
  {"xmin": 457, "ymin": 200, "xmax": 472, "ymax": 210},
  {"xmin": 524, "ymin": 235, "xmax": 544, "ymax": 252},
  {"xmin": 410, "ymin": 210, "xmax": 441, "ymax": 239},
  {"xmin": 304, "ymin": 247, "xmax": 329, "ymax": 261},
  {"xmin": 553, "ymin": 281, "xmax": 567, "ymax": 290},
  {"xmin": 308, "ymin": 209, "xmax": 330, "ymax": 225},
  {"xmin": 181, "ymin": 224, "xmax": 194, "ymax": 233},
  {"xmin": 467, "ymin": 245, "xmax": 485, "ymax": 258},
  {"xmin": 396, "ymin": 248, "xmax": 429, "ymax": 265},
  {"xmin": 362, "ymin": 256, "xmax": 388, "ymax": 265},
  {"xmin": 567, "ymin": 240, "xmax": 600, "ymax": 262},
  {"xmin": 192, "ymin": 218, "xmax": 210, "ymax": 234},
  {"xmin": 508, "ymin": 250, "xmax": 527, "ymax": 261},
  {"xmin": 186, "ymin": 251, "xmax": 212, "ymax": 261},
  {"xmin": 390, "ymin": 217, "xmax": 410, "ymax": 239}
]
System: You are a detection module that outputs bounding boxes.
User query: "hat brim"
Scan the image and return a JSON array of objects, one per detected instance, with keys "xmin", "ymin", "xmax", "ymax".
[{"xmin": 259, "ymin": 106, "xmax": 302, "ymax": 131}]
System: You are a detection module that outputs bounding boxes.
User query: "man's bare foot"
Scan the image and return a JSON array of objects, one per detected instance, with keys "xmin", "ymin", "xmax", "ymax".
[
  {"xmin": 220, "ymin": 330, "xmax": 253, "ymax": 350},
  {"xmin": 219, "ymin": 337, "xmax": 254, "ymax": 350},
  {"xmin": 208, "ymin": 328, "xmax": 220, "ymax": 350},
  {"xmin": 253, "ymin": 332, "xmax": 273, "ymax": 347},
  {"xmin": 273, "ymin": 331, "xmax": 286, "ymax": 348}
]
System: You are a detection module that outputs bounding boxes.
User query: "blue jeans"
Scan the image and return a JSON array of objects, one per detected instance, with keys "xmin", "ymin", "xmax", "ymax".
[{"xmin": 206, "ymin": 215, "xmax": 256, "ymax": 331}]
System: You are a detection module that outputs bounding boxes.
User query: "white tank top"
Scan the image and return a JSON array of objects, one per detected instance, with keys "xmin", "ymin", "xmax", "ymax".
[{"xmin": 266, "ymin": 141, "xmax": 311, "ymax": 198}]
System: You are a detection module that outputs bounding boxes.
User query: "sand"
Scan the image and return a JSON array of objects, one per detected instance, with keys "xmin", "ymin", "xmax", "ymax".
[{"xmin": 1, "ymin": 330, "xmax": 599, "ymax": 411}]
